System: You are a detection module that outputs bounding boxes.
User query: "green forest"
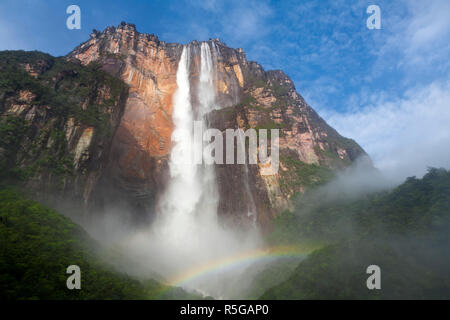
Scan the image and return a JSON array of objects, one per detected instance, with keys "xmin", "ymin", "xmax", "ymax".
[
  {"xmin": 2, "ymin": 168, "xmax": 449, "ymax": 299},
  {"xmin": 1, "ymin": 50, "xmax": 449, "ymax": 300},
  {"xmin": 261, "ymin": 168, "xmax": 450, "ymax": 299},
  {"xmin": 0, "ymin": 189, "xmax": 201, "ymax": 300}
]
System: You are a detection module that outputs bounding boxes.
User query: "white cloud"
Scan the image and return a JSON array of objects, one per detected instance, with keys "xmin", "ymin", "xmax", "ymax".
[
  {"xmin": 310, "ymin": 0, "xmax": 450, "ymax": 182},
  {"xmin": 319, "ymin": 80, "xmax": 450, "ymax": 181},
  {"xmin": 375, "ymin": 0, "xmax": 450, "ymax": 73},
  {"xmin": 164, "ymin": 0, "xmax": 272, "ymax": 47},
  {"xmin": 405, "ymin": 0, "xmax": 450, "ymax": 49},
  {"xmin": 220, "ymin": 2, "xmax": 272, "ymax": 43}
]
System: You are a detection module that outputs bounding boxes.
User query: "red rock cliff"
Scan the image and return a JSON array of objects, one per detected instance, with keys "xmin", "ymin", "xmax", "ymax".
[{"xmin": 68, "ymin": 22, "xmax": 370, "ymax": 227}]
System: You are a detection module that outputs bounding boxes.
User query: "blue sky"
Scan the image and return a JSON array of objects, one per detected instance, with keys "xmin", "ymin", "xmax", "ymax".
[{"xmin": 1, "ymin": 0, "xmax": 449, "ymax": 180}]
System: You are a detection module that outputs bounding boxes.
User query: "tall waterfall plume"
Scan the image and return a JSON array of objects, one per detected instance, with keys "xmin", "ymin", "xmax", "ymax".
[{"xmin": 120, "ymin": 42, "xmax": 261, "ymax": 298}]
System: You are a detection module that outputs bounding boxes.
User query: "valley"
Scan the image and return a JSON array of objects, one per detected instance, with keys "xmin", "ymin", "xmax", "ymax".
[{"xmin": 1, "ymin": 22, "xmax": 449, "ymax": 300}]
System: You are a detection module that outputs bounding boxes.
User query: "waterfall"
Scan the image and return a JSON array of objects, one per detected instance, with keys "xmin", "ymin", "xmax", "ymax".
[
  {"xmin": 121, "ymin": 42, "xmax": 261, "ymax": 299},
  {"xmin": 198, "ymin": 42, "xmax": 216, "ymax": 116},
  {"xmin": 159, "ymin": 42, "xmax": 219, "ymax": 229},
  {"xmin": 199, "ymin": 41, "xmax": 255, "ymax": 221},
  {"xmin": 161, "ymin": 45, "xmax": 202, "ymax": 227},
  {"xmin": 241, "ymin": 143, "xmax": 258, "ymax": 223},
  {"xmin": 197, "ymin": 42, "xmax": 220, "ymax": 220}
]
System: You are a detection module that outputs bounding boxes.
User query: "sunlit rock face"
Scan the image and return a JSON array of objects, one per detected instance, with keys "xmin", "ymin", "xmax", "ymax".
[
  {"xmin": 0, "ymin": 51, "xmax": 128, "ymax": 210},
  {"xmin": 68, "ymin": 22, "xmax": 370, "ymax": 227}
]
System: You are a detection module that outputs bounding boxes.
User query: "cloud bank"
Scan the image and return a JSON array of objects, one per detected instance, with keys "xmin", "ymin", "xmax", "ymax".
[
  {"xmin": 320, "ymin": 81, "xmax": 450, "ymax": 181},
  {"xmin": 314, "ymin": 0, "xmax": 450, "ymax": 181}
]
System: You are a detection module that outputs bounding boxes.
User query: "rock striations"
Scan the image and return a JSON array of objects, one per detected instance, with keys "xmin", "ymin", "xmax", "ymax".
[{"xmin": 1, "ymin": 22, "xmax": 370, "ymax": 228}]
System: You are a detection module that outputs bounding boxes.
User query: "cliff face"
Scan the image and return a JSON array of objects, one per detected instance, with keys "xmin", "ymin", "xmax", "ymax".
[
  {"xmin": 65, "ymin": 22, "xmax": 370, "ymax": 226},
  {"xmin": 67, "ymin": 23, "xmax": 249, "ymax": 219},
  {"xmin": 1, "ymin": 23, "xmax": 370, "ymax": 228},
  {"xmin": 67, "ymin": 24, "xmax": 181, "ymax": 217},
  {"xmin": 0, "ymin": 51, "xmax": 128, "ymax": 210},
  {"xmin": 209, "ymin": 63, "xmax": 369, "ymax": 226}
]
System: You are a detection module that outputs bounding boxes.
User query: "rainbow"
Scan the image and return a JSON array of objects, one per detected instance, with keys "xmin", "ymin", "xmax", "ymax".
[{"xmin": 165, "ymin": 244, "xmax": 318, "ymax": 289}]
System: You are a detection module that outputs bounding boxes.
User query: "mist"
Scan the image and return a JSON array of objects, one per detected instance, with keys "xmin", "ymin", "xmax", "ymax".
[
  {"xmin": 283, "ymin": 156, "xmax": 450, "ymax": 298},
  {"xmin": 77, "ymin": 42, "xmax": 265, "ymax": 299},
  {"xmin": 320, "ymin": 81, "xmax": 450, "ymax": 184},
  {"xmin": 55, "ymin": 40, "xmax": 449, "ymax": 299}
]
